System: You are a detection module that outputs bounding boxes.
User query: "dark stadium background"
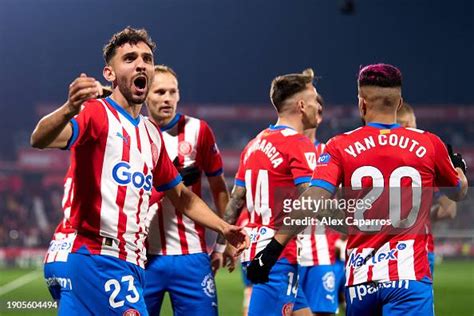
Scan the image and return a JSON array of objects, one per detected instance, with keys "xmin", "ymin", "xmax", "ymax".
[{"xmin": 0, "ymin": 0, "xmax": 473, "ymax": 315}]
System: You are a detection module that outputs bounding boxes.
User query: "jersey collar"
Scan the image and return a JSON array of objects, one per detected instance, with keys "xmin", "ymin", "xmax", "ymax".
[
  {"xmin": 268, "ymin": 124, "xmax": 295, "ymax": 131},
  {"xmin": 161, "ymin": 113, "xmax": 182, "ymax": 132},
  {"xmin": 105, "ymin": 97, "xmax": 141, "ymax": 126},
  {"xmin": 367, "ymin": 122, "xmax": 401, "ymax": 129}
]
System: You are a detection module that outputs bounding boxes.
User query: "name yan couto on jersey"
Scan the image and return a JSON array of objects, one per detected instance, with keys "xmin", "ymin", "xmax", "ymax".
[{"xmin": 344, "ymin": 132, "xmax": 427, "ymax": 158}]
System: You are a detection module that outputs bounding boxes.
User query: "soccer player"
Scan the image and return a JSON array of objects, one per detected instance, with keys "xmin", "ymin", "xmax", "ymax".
[
  {"xmin": 43, "ymin": 86, "xmax": 112, "ymax": 312},
  {"xmin": 30, "ymin": 27, "xmax": 248, "ymax": 315},
  {"xmin": 221, "ymin": 69, "xmax": 321, "ymax": 315},
  {"xmin": 295, "ymin": 96, "xmax": 340, "ymax": 316},
  {"xmin": 143, "ymin": 65, "xmax": 230, "ymax": 315},
  {"xmin": 397, "ymin": 102, "xmax": 458, "ymax": 275},
  {"xmin": 246, "ymin": 63, "xmax": 468, "ymax": 316}
]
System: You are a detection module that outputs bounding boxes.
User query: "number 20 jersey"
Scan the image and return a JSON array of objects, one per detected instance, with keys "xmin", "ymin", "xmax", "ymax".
[
  {"xmin": 310, "ymin": 123, "xmax": 460, "ymax": 286},
  {"xmin": 235, "ymin": 125, "xmax": 317, "ymax": 264}
]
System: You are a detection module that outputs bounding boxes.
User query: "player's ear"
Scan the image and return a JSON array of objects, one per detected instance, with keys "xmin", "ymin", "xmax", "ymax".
[
  {"xmin": 358, "ymin": 96, "xmax": 367, "ymax": 117},
  {"xmin": 396, "ymin": 97, "xmax": 403, "ymax": 112},
  {"xmin": 176, "ymin": 88, "xmax": 181, "ymax": 104},
  {"xmin": 297, "ymin": 99, "xmax": 305, "ymax": 113},
  {"xmin": 103, "ymin": 65, "xmax": 116, "ymax": 84}
]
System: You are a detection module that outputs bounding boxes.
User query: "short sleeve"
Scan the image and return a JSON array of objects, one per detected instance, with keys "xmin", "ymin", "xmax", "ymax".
[
  {"xmin": 67, "ymin": 100, "xmax": 106, "ymax": 150},
  {"xmin": 198, "ymin": 121, "xmax": 224, "ymax": 177},
  {"xmin": 234, "ymin": 144, "xmax": 248, "ymax": 188},
  {"xmin": 427, "ymin": 133, "xmax": 460, "ymax": 188},
  {"xmin": 286, "ymin": 136, "xmax": 317, "ymax": 186},
  {"xmin": 310, "ymin": 137, "xmax": 344, "ymax": 194},
  {"xmin": 153, "ymin": 131, "xmax": 182, "ymax": 192}
]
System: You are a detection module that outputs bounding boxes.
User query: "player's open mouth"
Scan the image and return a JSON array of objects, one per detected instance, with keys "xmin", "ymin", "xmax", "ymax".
[{"xmin": 133, "ymin": 76, "xmax": 147, "ymax": 93}]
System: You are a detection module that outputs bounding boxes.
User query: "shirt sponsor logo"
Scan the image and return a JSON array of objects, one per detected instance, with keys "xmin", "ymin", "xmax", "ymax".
[
  {"xmin": 112, "ymin": 161, "xmax": 153, "ymax": 191},
  {"xmin": 348, "ymin": 243, "xmax": 406, "ymax": 268},
  {"xmin": 348, "ymin": 280, "xmax": 410, "ymax": 302}
]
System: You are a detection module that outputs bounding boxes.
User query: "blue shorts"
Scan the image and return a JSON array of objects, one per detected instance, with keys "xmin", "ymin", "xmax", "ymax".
[
  {"xmin": 334, "ymin": 259, "xmax": 346, "ymax": 294},
  {"xmin": 144, "ymin": 253, "xmax": 217, "ymax": 316},
  {"xmin": 246, "ymin": 259, "xmax": 299, "ymax": 316},
  {"xmin": 67, "ymin": 248, "xmax": 147, "ymax": 316},
  {"xmin": 298, "ymin": 264, "xmax": 338, "ymax": 313},
  {"xmin": 43, "ymin": 261, "xmax": 75, "ymax": 314},
  {"xmin": 345, "ymin": 280, "xmax": 434, "ymax": 316},
  {"xmin": 427, "ymin": 252, "xmax": 435, "ymax": 277},
  {"xmin": 292, "ymin": 285, "xmax": 310, "ymax": 312}
]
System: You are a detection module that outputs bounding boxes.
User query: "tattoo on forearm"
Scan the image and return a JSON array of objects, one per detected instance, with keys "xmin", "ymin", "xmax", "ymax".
[{"xmin": 217, "ymin": 186, "xmax": 246, "ymax": 244}]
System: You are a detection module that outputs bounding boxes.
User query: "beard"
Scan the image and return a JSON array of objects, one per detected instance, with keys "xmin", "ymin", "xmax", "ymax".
[{"xmin": 117, "ymin": 78, "xmax": 148, "ymax": 105}]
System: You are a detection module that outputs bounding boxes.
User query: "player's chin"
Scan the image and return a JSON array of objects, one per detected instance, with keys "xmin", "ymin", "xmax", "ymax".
[{"xmin": 131, "ymin": 93, "xmax": 148, "ymax": 105}]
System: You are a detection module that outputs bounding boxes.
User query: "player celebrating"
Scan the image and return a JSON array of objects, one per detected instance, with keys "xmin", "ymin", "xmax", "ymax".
[
  {"xmin": 295, "ymin": 97, "xmax": 340, "ymax": 316},
  {"xmin": 246, "ymin": 63, "xmax": 468, "ymax": 316},
  {"xmin": 222, "ymin": 69, "xmax": 321, "ymax": 316},
  {"xmin": 43, "ymin": 87, "xmax": 112, "ymax": 312},
  {"xmin": 144, "ymin": 65, "xmax": 229, "ymax": 315},
  {"xmin": 31, "ymin": 27, "xmax": 248, "ymax": 315}
]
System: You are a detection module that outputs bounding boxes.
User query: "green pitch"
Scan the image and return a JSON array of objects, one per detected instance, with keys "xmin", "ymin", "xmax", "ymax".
[{"xmin": 0, "ymin": 261, "xmax": 472, "ymax": 315}]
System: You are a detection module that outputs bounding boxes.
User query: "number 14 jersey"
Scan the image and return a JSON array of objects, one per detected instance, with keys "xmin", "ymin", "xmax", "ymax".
[{"xmin": 235, "ymin": 125, "xmax": 316, "ymax": 264}]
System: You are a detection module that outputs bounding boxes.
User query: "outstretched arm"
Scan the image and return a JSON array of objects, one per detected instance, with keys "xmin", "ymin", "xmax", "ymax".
[{"xmin": 30, "ymin": 74, "xmax": 102, "ymax": 149}]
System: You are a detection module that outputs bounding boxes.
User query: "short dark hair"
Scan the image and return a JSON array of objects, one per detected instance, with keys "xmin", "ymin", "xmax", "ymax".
[
  {"xmin": 154, "ymin": 65, "xmax": 178, "ymax": 79},
  {"xmin": 270, "ymin": 68, "xmax": 314, "ymax": 112},
  {"xmin": 103, "ymin": 27, "xmax": 156, "ymax": 64},
  {"xmin": 358, "ymin": 63, "xmax": 402, "ymax": 88}
]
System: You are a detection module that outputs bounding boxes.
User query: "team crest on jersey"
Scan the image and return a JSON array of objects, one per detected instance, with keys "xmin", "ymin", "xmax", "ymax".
[
  {"xmin": 322, "ymin": 271, "xmax": 336, "ymax": 292},
  {"xmin": 178, "ymin": 140, "xmax": 193, "ymax": 156},
  {"xmin": 123, "ymin": 309, "xmax": 140, "ymax": 316},
  {"xmin": 304, "ymin": 152, "xmax": 317, "ymax": 170},
  {"xmin": 201, "ymin": 273, "xmax": 216, "ymax": 298},
  {"xmin": 281, "ymin": 302, "xmax": 294, "ymax": 316},
  {"xmin": 151, "ymin": 143, "xmax": 159, "ymax": 166}
]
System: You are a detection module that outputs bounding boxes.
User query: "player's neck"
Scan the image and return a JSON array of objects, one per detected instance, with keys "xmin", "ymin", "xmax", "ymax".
[
  {"xmin": 156, "ymin": 114, "xmax": 176, "ymax": 128},
  {"xmin": 274, "ymin": 117, "xmax": 304, "ymax": 134},
  {"xmin": 109, "ymin": 92, "xmax": 142, "ymax": 119},
  {"xmin": 303, "ymin": 128, "xmax": 317, "ymax": 142},
  {"xmin": 365, "ymin": 113, "xmax": 397, "ymax": 125}
]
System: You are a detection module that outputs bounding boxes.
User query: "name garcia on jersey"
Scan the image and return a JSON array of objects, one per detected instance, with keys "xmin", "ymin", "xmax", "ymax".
[
  {"xmin": 244, "ymin": 138, "xmax": 283, "ymax": 168},
  {"xmin": 344, "ymin": 134, "xmax": 427, "ymax": 159}
]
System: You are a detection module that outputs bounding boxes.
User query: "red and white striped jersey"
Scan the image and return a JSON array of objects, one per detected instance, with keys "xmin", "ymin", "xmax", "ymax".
[
  {"xmin": 44, "ymin": 165, "xmax": 76, "ymax": 263},
  {"xmin": 310, "ymin": 123, "xmax": 461, "ymax": 285},
  {"xmin": 67, "ymin": 97, "xmax": 181, "ymax": 268},
  {"xmin": 146, "ymin": 114, "xmax": 223, "ymax": 255},
  {"xmin": 297, "ymin": 141, "xmax": 338, "ymax": 266},
  {"xmin": 235, "ymin": 125, "xmax": 316, "ymax": 264}
]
